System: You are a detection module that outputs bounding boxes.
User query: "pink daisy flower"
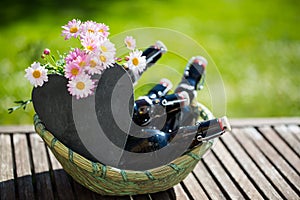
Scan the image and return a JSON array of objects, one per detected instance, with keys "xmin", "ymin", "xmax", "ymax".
[
  {"xmin": 81, "ymin": 32, "xmax": 100, "ymax": 52},
  {"xmin": 98, "ymin": 23, "xmax": 110, "ymax": 38},
  {"xmin": 61, "ymin": 19, "xmax": 82, "ymax": 40},
  {"xmin": 124, "ymin": 36, "xmax": 136, "ymax": 50},
  {"xmin": 65, "ymin": 48, "xmax": 86, "ymax": 64},
  {"xmin": 80, "ymin": 20, "xmax": 99, "ymax": 35},
  {"xmin": 85, "ymin": 55, "xmax": 105, "ymax": 75},
  {"xmin": 64, "ymin": 62, "xmax": 83, "ymax": 79},
  {"xmin": 67, "ymin": 74, "xmax": 95, "ymax": 99},
  {"xmin": 73, "ymin": 54, "xmax": 89, "ymax": 69}
]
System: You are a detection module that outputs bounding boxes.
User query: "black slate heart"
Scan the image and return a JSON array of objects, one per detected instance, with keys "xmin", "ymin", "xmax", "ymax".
[
  {"xmin": 32, "ymin": 65, "xmax": 134, "ymax": 162},
  {"xmin": 32, "ymin": 64, "xmax": 196, "ymax": 170}
]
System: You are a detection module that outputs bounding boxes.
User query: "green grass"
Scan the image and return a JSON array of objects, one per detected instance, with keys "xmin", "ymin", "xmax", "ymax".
[{"xmin": 1, "ymin": 0, "xmax": 299, "ymax": 124}]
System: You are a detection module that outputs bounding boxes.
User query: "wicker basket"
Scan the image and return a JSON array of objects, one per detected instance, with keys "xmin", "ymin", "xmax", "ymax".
[{"xmin": 33, "ymin": 103, "xmax": 215, "ymax": 196}]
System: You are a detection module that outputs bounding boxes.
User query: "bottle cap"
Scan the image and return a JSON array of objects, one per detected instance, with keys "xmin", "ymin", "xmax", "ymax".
[
  {"xmin": 192, "ymin": 56, "xmax": 207, "ymax": 68},
  {"xmin": 155, "ymin": 41, "xmax": 167, "ymax": 53},
  {"xmin": 177, "ymin": 91, "xmax": 190, "ymax": 107},
  {"xmin": 184, "ymin": 56, "xmax": 208, "ymax": 90},
  {"xmin": 159, "ymin": 78, "xmax": 173, "ymax": 90},
  {"xmin": 219, "ymin": 116, "xmax": 231, "ymax": 131}
]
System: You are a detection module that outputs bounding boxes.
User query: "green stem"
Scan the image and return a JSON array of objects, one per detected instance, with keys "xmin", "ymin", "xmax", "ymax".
[{"xmin": 8, "ymin": 99, "xmax": 32, "ymax": 114}]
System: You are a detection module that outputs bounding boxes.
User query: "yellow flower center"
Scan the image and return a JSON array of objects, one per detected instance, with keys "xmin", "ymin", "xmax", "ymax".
[
  {"xmin": 32, "ymin": 70, "xmax": 41, "ymax": 78},
  {"xmin": 87, "ymin": 45, "xmax": 94, "ymax": 51},
  {"xmin": 100, "ymin": 55, "xmax": 106, "ymax": 62},
  {"xmin": 132, "ymin": 57, "xmax": 139, "ymax": 66},
  {"xmin": 99, "ymin": 29, "xmax": 104, "ymax": 33},
  {"xmin": 70, "ymin": 27, "xmax": 78, "ymax": 33},
  {"xmin": 79, "ymin": 61, "xmax": 86, "ymax": 68},
  {"xmin": 71, "ymin": 68, "xmax": 79, "ymax": 76},
  {"xmin": 90, "ymin": 60, "xmax": 97, "ymax": 68},
  {"xmin": 126, "ymin": 41, "xmax": 131, "ymax": 47},
  {"xmin": 100, "ymin": 45, "xmax": 107, "ymax": 52},
  {"xmin": 76, "ymin": 81, "xmax": 85, "ymax": 90},
  {"xmin": 88, "ymin": 29, "xmax": 94, "ymax": 33}
]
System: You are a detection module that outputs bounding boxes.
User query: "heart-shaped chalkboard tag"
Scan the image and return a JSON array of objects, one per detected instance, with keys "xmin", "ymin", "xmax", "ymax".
[{"xmin": 32, "ymin": 65, "xmax": 134, "ymax": 163}]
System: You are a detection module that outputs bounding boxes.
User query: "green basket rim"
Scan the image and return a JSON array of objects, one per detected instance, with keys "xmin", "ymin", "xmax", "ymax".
[{"xmin": 33, "ymin": 102, "xmax": 215, "ymax": 186}]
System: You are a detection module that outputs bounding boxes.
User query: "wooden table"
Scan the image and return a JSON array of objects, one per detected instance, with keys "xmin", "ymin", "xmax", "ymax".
[{"xmin": 1, "ymin": 118, "xmax": 299, "ymax": 200}]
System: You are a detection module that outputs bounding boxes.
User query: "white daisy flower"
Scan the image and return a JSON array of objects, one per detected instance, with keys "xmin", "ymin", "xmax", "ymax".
[
  {"xmin": 67, "ymin": 74, "xmax": 95, "ymax": 99},
  {"xmin": 127, "ymin": 50, "xmax": 146, "ymax": 73},
  {"xmin": 98, "ymin": 52, "xmax": 115, "ymax": 69},
  {"xmin": 61, "ymin": 19, "xmax": 82, "ymax": 40},
  {"xmin": 25, "ymin": 62, "xmax": 48, "ymax": 87},
  {"xmin": 81, "ymin": 32, "xmax": 100, "ymax": 53},
  {"xmin": 99, "ymin": 38, "xmax": 116, "ymax": 54},
  {"xmin": 97, "ymin": 23, "xmax": 110, "ymax": 38},
  {"xmin": 85, "ymin": 55, "xmax": 105, "ymax": 75},
  {"xmin": 124, "ymin": 36, "xmax": 136, "ymax": 50}
]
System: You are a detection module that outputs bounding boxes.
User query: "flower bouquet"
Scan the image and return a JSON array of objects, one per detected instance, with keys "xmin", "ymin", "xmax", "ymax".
[
  {"xmin": 25, "ymin": 19, "xmax": 146, "ymax": 99},
  {"xmin": 11, "ymin": 19, "xmax": 230, "ymax": 195}
]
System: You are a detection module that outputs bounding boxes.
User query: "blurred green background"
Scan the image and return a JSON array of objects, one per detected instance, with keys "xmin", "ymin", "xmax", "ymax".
[{"xmin": 0, "ymin": 0, "xmax": 299, "ymax": 124}]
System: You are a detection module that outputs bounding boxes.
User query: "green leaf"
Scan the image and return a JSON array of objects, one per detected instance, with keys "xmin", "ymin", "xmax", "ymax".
[{"xmin": 8, "ymin": 99, "xmax": 32, "ymax": 114}]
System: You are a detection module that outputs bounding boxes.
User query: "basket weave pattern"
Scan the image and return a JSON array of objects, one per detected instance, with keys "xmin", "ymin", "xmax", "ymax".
[{"xmin": 33, "ymin": 104, "xmax": 214, "ymax": 195}]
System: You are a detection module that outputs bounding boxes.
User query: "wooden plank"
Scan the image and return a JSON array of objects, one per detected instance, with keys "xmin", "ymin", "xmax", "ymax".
[
  {"xmin": 47, "ymin": 147, "xmax": 75, "ymax": 200},
  {"xmin": 173, "ymin": 184, "xmax": 189, "ymax": 200},
  {"xmin": 212, "ymin": 139, "xmax": 263, "ymax": 199},
  {"xmin": 0, "ymin": 117, "xmax": 292, "ymax": 134},
  {"xmin": 0, "ymin": 134, "xmax": 16, "ymax": 200},
  {"xmin": 182, "ymin": 173, "xmax": 208, "ymax": 199},
  {"xmin": 93, "ymin": 190, "xmax": 131, "ymax": 200},
  {"xmin": 132, "ymin": 194, "xmax": 151, "ymax": 200},
  {"xmin": 51, "ymin": 169, "xmax": 75, "ymax": 200},
  {"xmin": 222, "ymin": 128, "xmax": 282, "ymax": 199},
  {"xmin": 71, "ymin": 179, "xmax": 96, "ymax": 200},
  {"xmin": 193, "ymin": 159, "xmax": 226, "ymax": 200},
  {"xmin": 258, "ymin": 126, "xmax": 300, "ymax": 174},
  {"xmin": 93, "ymin": 193, "xmax": 131, "ymax": 200},
  {"xmin": 13, "ymin": 134, "xmax": 35, "ymax": 200},
  {"xmin": 149, "ymin": 190, "xmax": 171, "ymax": 200},
  {"xmin": 48, "ymin": 145, "xmax": 130, "ymax": 200},
  {"xmin": 274, "ymin": 125, "xmax": 300, "ymax": 156},
  {"xmin": 202, "ymin": 151, "xmax": 243, "ymax": 199},
  {"xmin": 234, "ymin": 127, "xmax": 298, "ymax": 199},
  {"xmin": 30, "ymin": 134, "xmax": 54, "ymax": 200},
  {"xmin": 0, "ymin": 120, "xmax": 298, "ymax": 200},
  {"xmin": 0, "ymin": 125, "xmax": 34, "ymax": 133},
  {"xmin": 248, "ymin": 128, "xmax": 300, "ymax": 192},
  {"xmin": 229, "ymin": 117, "xmax": 300, "ymax": 127},
  {"xmin": 71, "ymin": 179, "xmax": 132, "ymax": 200},
  {"xmin": 0, "ymin": 117, "xmax": 299, "ymax": 133},
  {"xmin": 46, "ymin": 147, "xmax": 63, "ymax": 170},
  {"xmin": 166, "ymin": 187, "xmax": 177, "ymax": 200},
  {"xmin": 288, "ymin": 125, "xmax": 300, "ymax": 141}
]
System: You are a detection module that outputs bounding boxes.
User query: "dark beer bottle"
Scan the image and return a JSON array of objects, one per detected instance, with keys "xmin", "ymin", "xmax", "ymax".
[
  {"xmin": 127, "ymin": 41, "xmax": 167, "ymax": 84},
  {"xmin": 175, "ymin": 56, "xmax": 207, "ymax": 104},
  {"xmin": 132, "ymin": 91, "xmax": 189, "ymax": 127},
  {"xmin": 125, "ymin": 117, "xmax": 230, "ymax": 153},
  {"xmin": 147, "ymin": 78, "xmax": 173, "ymax": 99}
]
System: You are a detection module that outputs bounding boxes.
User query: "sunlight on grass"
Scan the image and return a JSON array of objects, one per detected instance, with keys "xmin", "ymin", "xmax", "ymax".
[{"xmin": 0, "ymin": 0, "xmax": 299, "ymax": 124}]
